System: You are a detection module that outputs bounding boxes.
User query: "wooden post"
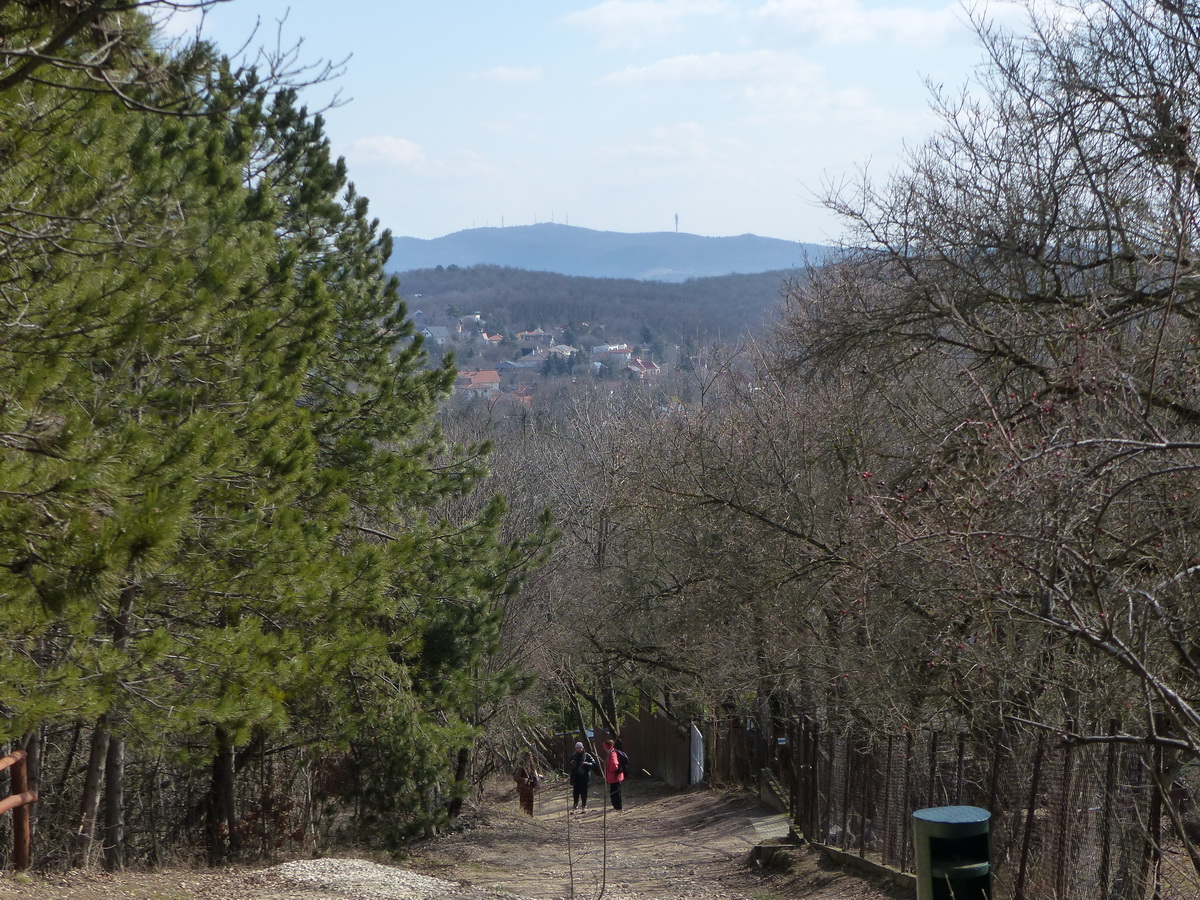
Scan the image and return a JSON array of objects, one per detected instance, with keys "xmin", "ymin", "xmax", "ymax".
[
  {"xmin": 12, "ymin": 751, "xmax": 30, "ymax": 870},
  {"xmin": 0, "ymin": 749, "xmax": 37, "ymax": 870}
]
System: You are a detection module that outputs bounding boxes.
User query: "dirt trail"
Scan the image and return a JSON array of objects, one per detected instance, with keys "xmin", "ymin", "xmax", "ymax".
[{"xmin": 405, "ymin": 777, "xmax": 906, "ymax": 900}]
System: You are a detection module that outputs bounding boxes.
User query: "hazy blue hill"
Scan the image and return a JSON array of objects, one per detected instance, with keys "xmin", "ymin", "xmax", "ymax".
[{"xmin": 388, "ymin": 223, "xmax": 829, "ymax": 282}]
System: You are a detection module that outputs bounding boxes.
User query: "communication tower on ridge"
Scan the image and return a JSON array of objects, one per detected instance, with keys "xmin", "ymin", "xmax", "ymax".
[{"xmin": 675, "ymin": 213, "xmax": 679, "ymax": 233}]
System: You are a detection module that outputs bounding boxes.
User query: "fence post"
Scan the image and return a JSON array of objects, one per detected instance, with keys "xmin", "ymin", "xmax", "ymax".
[
  {"xmin": 0, "ymin": 749, "xmax": 37, "ymax": 870},
  {"xmin": 927, "ymin": 731, "xmax": 939, "ymax": 809},
  {"xmin": 883, "ymin": 735, "xmax": 894, "ymax": 867},
  {"xmin": 1056, "ymin": 721, "xmax": 1074, "ymax": 899},
  {"xmin": 788, "ymin": 719, "xmax": 798, "ymax": 821},
  {"xmin": 1146, "ymin": 743, "xmax": 1163, "ymax": 899},
  {"xmin": 859, "ymin": 738, "xmax": 869, "ymax": 858},
  {"xmin": 955, "ymin": 732, "xmax": 966, "ymax": 806},
  {"xmin": 803, "ymin": 718, "xmax": 814, "ymax": 840},
  {"xmin": 12, "ymin": 752, "xmax": 29, "ymax": 871},
  {"xmin": 823, "ymin": 730, "xmax": 836, "ymax": 842},
  {"xmin": 816, "ymin": 724, "xmax": 825, "ymax": 844},
  {"xmin": 1099, "ymin": 719, "xmax": 1118, "ymax": 896},
  {"xmin": 796, "ymin": 719, "xmax": 807, "ymax": 837},
  {"xmin": 901, "ymin": 731, "xmax": 914, "ymax": 874},
  {"xmin": 1014, "ymin": 730, "xmax": 1046, "ymax": 900},
  {"xmin": 841, "ymin": 729, "xmax": 852, "ymax": 851}
]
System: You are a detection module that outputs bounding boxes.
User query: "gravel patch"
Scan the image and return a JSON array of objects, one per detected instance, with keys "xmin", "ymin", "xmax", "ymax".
[{"xmin": 266, "ymin": 857, "xmax": 510, "ymax": 899}]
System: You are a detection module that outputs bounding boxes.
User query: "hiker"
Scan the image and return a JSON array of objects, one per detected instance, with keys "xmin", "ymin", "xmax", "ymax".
[
  {"xmin": 603, "ymin": 739, "xmax": 626, "ymax": 810},
  {"xmin": 514, "ymin": 751, "xmax": 541, "ymax": 816},
  {"xmin": 568, "ymin": 741, "xmax": 596, "ymax": 812}
]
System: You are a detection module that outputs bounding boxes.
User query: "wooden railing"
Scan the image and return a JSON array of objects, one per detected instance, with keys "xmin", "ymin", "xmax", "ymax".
[{"xmin": 0, "ymin": 749, "xmax": 37, "ymax": 870}]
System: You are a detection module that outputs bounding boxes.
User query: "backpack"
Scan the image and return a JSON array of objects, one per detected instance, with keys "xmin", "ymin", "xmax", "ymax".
[
  {"xmin": 570, "ymin": 752, "xmax": 593, "ymax": 777},
  {"xmin": 616, "ymin": 749, "xmax": 630, "ymax": 777}
]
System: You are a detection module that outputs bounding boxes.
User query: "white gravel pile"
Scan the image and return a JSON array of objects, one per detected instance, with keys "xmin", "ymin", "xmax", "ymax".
[{"xmin": 271, "ymin": 857, "xmax": 502, "ymax": 899}]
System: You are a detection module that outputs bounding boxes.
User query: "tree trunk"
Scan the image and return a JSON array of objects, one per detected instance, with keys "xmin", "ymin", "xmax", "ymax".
[
  {"xmin": 72, "ymin": 717, "xmax": 109, "ymax": 868},
  {"xmin": 446, "ymin": 745, "xmax": 471, "ymax": 819},
  {"xmin": 23, "ymin": 728, "xmax": 41, "ymax": 841},
  {"xmin": 55, "ymin": 721, "xmax": 82, "ymax": 812},
  {"xmin": 101, "ymin": 585, "xmax": 136, "ymax": 871},
  {"xmin": 599, "ymin": 675, "xmax": 619, "ymax": 737},
  {"xmin": 206, "ymin": 725, "xmax": 239, "ymax": 864},
  {"xmin": 102, "ymin": 733, "xmax": 125, "ymax": 871}
]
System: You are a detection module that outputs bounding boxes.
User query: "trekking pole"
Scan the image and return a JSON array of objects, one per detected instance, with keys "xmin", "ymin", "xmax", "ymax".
[
  {"xmin": 567, "ymin": 791, "xmax": 575, "ymax": 900},
  {"xmin": 566, "ymin": 775, "xmax": 606, "ymax": 900},
  {"xmin": 597, "ymin": 792, "xmax": 607, "ymax": 900}
]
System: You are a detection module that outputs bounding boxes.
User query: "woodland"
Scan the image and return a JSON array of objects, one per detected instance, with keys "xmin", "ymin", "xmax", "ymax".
[
  {"xmin": 394, "ymin": 264, "xmax": 795, "ymax": 349},
  {"xmin": 7, "ymin": 0, "xmax": 1200, "ymax": 894},
  {"xmin": 438, "ymin": 1, "xmax": 1200, "ymax": 892}
]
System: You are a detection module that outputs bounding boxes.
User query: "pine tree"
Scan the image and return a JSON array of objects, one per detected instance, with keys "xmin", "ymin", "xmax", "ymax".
[
  {"xmin": 242, "ymin": 90, "xmax": 555, "ymax": 836},
  {"xmin": 0, "ymin": 7, "xmax": 554, "ymax": 860}
]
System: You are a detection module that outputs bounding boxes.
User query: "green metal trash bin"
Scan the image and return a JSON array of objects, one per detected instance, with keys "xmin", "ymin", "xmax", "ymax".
[{"xmin": 912, "ymin": 805, "xmax": 991, "ymax": 900}]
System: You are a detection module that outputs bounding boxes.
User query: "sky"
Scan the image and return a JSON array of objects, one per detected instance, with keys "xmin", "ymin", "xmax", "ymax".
[{"xmin": 160, "ymin": 1, "xmax": 1017, "ymax": 244}]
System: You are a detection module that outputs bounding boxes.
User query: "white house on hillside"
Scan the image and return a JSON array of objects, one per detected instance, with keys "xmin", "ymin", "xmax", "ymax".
[
  {"xmin": 591, "ymin": 343, "xmax": 633, "ymax": 365},
  {"xmin": 626, "ymin": 358, "xmax": 661, "ymax": 378},
  {"xmin": 420, "ymin": 325, "xmax": 451, "ymax": 345}
]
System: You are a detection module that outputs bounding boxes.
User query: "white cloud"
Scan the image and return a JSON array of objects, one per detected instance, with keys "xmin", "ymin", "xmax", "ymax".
[
  {"xmin": 981, "ymin": 0, "xmax": 1099, "ymax": 33},
  {"xmin": 448, "ymin": 151, "xmax": 505, "ymax": 179},
  {"xmin": 753, "ymin": 0, "xmax": 962, "ymax": 48},
  {"xmin": 600, "ymin": 49, "xmax": 821, "ymax": 86},
  {"xmin": 347, "ymin": 137, "xmax": 427, "ymax": 168},
  {"xmin": 603, "ymin": 121, "xmax": 719, "ymax": 159},
  {"xmin": 471, "ymin": 66, "xmax": 545, "ymax": 83},
  {"xmin": 564, "ymin": 0, "xmax": 730, "ymax": 48}
]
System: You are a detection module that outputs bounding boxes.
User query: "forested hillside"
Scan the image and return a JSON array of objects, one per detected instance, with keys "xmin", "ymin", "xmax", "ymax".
[
  {"xmin": 390, "ymin": 223, "xmax": 828, "ymax": 281},
  {"xmin": 0, "ymin": 0, "xmax": 549, "ymax": 869},
  {"xmin": 397, "ymin": 264, "xmax": 799, "ymax": 343}
]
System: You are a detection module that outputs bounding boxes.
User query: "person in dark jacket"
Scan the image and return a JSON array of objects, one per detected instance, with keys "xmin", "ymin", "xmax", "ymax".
[
  {"xmin": 568, "ymin": 741, "xmax": 595, "ymax": 812},
  {"xmin": 603, "ymin": 739, "xmax": 624, "ymax": 810}
]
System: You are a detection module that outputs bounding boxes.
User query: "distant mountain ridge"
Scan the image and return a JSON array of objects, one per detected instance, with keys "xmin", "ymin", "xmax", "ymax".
[{"xmin": 388, "ymin": 223, "xmax": 829, "ymax": 282}]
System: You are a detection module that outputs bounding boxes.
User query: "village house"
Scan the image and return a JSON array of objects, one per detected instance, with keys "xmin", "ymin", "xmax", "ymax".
[
  {"xmin": 498, "ymin": 358, "xmax": 542, "ymax": 371},
  {"xmin": 420, "ymin": 325, "xmax": 451, "ymax": 345},
  {"xmin": 516, "ymin": 328, "xmax": 553, "ymax": 345},
  {"xmin": 590, "ymin": 342, "xmax": 633, "ymax": 365},
  {"xmin": 454, "ymin": 369, "xmax": 501, "ymax": 395},
  {"xmin": 625, "ymin": 358, "xmax": 662, "ymax": 379}
]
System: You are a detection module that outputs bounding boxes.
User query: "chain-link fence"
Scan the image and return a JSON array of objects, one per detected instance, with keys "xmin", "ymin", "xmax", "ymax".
[{"xmin": 711, "ymin": 714, "xmax": 1200, "ymax": 899}]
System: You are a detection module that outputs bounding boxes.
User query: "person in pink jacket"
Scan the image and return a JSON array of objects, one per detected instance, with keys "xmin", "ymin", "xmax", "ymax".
[{"xmin": 603, "ymin": 739, "xmax": 625, "ymax": 810}]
